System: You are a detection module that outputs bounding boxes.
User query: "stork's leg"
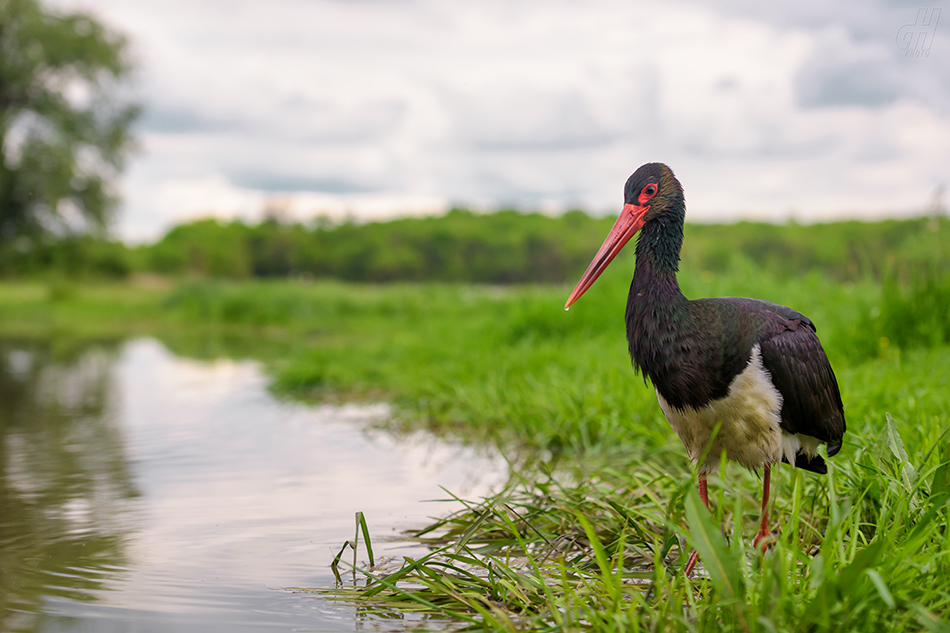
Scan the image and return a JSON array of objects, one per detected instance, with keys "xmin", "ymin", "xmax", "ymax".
[
  {"xmin": 752, "ymin": 463, "xmax": 772, "ymax": 551},
  {"xmin": 684, "ymin": 473, "xmax": 709, "ymax": 575}
]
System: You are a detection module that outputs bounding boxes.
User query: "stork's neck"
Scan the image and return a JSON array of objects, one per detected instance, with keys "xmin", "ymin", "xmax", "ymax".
[
  {"xmin": 629, "ymin": 252, "xmax": 685, "ymax": 303},
  {"xmin": 630, "ymin": 204, "xmax": 687, "ymax": 302},
  {"xmin": 626, "ymin": 207, "xmax": 689, "ymax": 373}
]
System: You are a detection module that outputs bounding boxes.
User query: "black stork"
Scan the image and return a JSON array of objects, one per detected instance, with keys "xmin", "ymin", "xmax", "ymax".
[{"xmin": 565, "ymin": 163, "xmax": 845, "ymax": 575}]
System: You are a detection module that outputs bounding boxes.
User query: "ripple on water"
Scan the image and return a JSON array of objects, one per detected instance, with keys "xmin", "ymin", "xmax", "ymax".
[{"xmin": 0, "ymin": 337, "xmax": 509, "ymax": 632}]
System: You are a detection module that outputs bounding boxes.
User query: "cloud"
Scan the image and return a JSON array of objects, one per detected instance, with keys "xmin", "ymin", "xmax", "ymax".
[
  {"xmin": 116, "ymin": 172, "xmax": 449, "ymax": 241},
  {"xmin": 227, "ymin": 172, "xmax": 377, "ymax": 194},
  {"xmin": 796, "ymin": 58, "xmax": 903, "ymax": 108},
  {"xmin": 454, "ymin": 88, "xmax": 617, "ymax": 151},
  {"xmin": 138, "ymin": 105, "xmax": 240, "ymax": 134},
  {"xmin": 795, "ymin": 29, "xmax": 906, "ymax": 108},
  {"xmin": 48, "ymin": 0, "xmax": 950, "ymax": 240}
]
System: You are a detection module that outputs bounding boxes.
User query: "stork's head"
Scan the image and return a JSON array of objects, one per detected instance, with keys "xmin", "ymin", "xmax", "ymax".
[{"xmin": 565, "ymin": 163, "xmax": 683, "ymax": 309}]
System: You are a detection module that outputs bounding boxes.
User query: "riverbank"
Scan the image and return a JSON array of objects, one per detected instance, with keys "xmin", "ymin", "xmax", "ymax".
[{"xmin": 1, "ymin": 273, "xmax": 948, "ymax": 630}]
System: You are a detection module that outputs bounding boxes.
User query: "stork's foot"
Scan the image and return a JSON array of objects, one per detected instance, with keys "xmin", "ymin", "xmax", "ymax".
[
  {"xmin": 752, "ymin": 463, "xmax": 774, "ymax": 554},
  {"xmin": 752, "ymin": 526, "xmax": 774, "ymax": 553},
  {"xmin": 684, "ymin": 473, "xmax": 710, "ymax": 576},
  {"xmin": 685, "ymin": 549, "xmax": 700, "ymax": 576}
]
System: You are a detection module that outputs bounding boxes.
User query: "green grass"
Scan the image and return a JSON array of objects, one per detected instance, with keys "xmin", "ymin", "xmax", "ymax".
[
  {"xmin": 299, "ymin": 332, "xmax": 950, "ymax": 631},
  {"xmin": 316, "ymin": 420, "xmax": 949, "ymax": 631},
  {"xmin": 1, "ymin": 254, "xmax": 949, "ymax": 631}
]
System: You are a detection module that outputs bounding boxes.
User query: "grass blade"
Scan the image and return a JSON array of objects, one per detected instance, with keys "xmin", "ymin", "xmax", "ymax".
[{"xmin": 357, "ymin": 511, "xmax": 375, "ymax": 567}]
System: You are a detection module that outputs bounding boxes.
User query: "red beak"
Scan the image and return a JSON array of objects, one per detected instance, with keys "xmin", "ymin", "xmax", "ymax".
[{"xmin": 565, "ymin": 203, "xmax": 650, "ymax": 309}]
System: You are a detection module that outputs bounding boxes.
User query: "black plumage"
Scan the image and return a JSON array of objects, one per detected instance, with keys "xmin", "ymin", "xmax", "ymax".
[{"xmin": 566, "ymin": 162, "xmax": 846, "ymax": 572}]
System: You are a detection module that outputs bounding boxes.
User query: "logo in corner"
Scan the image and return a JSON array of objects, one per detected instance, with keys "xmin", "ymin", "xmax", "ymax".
[{"xmin": 896, "ymin": 8, "xmax": 941, "ymax": 57}]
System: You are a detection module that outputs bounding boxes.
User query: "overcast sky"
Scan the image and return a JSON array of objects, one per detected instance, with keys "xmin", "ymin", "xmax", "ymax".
[{"xmin": 51, "ymin": 0, "xmax": 950, "ymax": 241}]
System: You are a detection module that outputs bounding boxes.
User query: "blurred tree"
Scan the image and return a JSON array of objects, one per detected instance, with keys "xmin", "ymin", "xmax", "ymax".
[{"xmin": 0, "ymin": 0, "xmax": 139, "ymax": 244}]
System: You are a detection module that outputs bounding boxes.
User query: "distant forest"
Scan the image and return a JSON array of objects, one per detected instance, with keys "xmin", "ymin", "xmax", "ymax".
[{"xmin": 1, "ymin": 208, "xmax": 947, "ymax": 283}]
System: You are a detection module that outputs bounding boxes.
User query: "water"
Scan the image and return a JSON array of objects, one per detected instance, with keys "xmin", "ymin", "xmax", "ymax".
[{"xmin": 0, "ymin": 338, "xmax": 509, "ymax": 632}]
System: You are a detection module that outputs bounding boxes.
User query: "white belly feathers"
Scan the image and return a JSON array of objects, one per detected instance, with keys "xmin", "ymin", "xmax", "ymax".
[{"xmin": 656, "ymin": 344, "xmax": 820, "ymax": 473}]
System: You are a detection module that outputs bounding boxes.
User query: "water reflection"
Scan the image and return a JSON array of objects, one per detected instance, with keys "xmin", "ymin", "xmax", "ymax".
[
  {"xmin": 0, "ymin": 338, "xmax": 508, "ymax": 632},
  {"xmin": 0, "ymin": 339, "xmax": 137, "ymax": 631}
]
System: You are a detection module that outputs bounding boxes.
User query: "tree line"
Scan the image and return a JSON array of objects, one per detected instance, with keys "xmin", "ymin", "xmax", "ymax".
[
  {"xmin": 1, "ymin": 209, "xmax": 946, "ymax": 284},
  {"xmin": 1, "ymin": 2, "xmax": 946, "ymax": 287}
]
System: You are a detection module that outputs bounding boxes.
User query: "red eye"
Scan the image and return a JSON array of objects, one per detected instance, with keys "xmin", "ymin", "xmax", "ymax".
[{"xmin": 638, "ymin": 184, "xmax": 657, "ymax": 204}]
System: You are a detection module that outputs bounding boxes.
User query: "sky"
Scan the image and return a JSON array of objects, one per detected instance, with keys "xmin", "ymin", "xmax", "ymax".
[{"xmin": 50, "ymin": 0, "xmax": 950, "ymax": 241}]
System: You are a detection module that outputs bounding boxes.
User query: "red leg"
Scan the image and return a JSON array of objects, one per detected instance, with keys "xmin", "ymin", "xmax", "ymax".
[
  {"xmin": 685, "ymin": 473, "xmax": 709, "ymax": 575},
  {"xmin": 752, "ymin": 463, "xmax": 772, "ymax": 551}
]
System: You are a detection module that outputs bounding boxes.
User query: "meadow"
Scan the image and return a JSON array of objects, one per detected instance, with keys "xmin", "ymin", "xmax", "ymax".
[{"xmin": 1, "ymin": 216, "xmax": 949, "ymax": 631}]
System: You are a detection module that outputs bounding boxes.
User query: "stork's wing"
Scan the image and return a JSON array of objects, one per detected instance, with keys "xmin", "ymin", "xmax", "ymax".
[
  {"xmin": 718, "ymin": 297, "xmax": 816, "ymax": 332},
  {"xmin": 715, "ymin": 296, "xmax": 844, "ymax": 455},
  {"xmin": 758, "ymin": 324, "xmax": 845, "ymax": 456}
]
